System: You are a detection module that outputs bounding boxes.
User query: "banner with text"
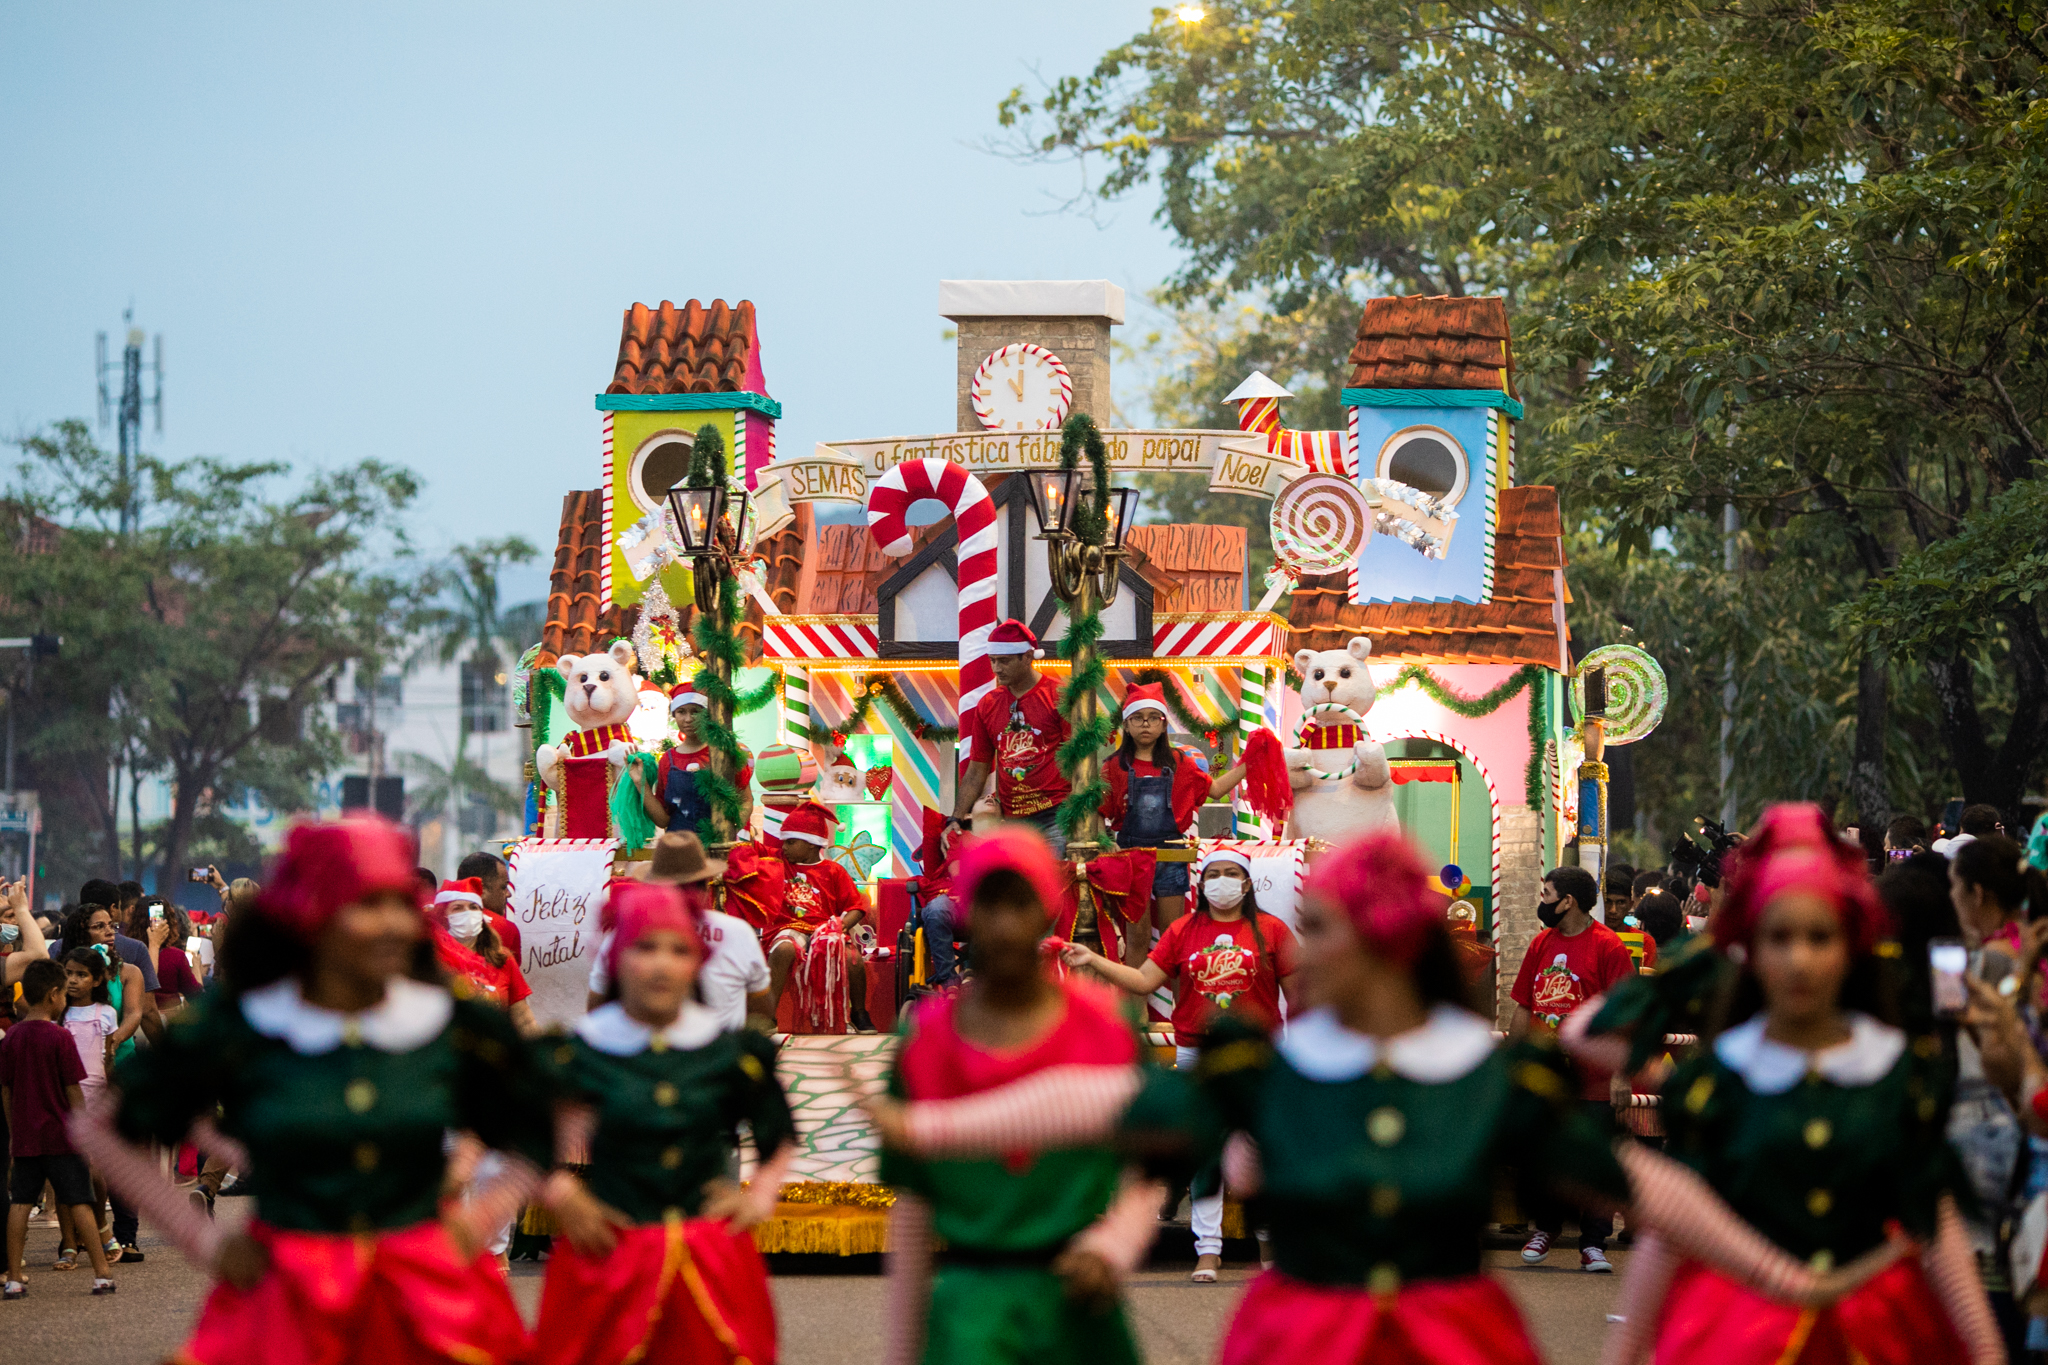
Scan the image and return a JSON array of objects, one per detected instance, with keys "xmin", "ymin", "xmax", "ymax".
[
  {"xmin": 505, "ymin": 837, "xmax": 616, "ymax": 1028},
  {"xmin": 812, "ymin": 429, "xmax": 1247, "ymax": 483}
]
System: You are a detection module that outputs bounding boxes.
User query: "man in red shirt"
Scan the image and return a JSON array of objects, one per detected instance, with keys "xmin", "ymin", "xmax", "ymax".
[
  {"xmin": 950, "ymin": 620, "xmax": 1072, "ymax": 858},
  {"xmin": 1508, "ymin": 863, "xmax": 1635, "ymax": 1272},
  {"xmin": 456, "ymin": 851, "xmax": 522, "ymax": 962},
  {"xmin": 764, "ymin": 802, "xmax": 871, "ymax": 1029}
]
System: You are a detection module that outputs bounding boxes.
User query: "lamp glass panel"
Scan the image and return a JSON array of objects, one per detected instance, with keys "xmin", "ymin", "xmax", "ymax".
[
  {"xmin": 666, "ymin": 486, "xmax": 720, "ymax": 553},
  {"xmin": 1106, "ymin": 487, "xmax": 1139, "ymax": 551}
]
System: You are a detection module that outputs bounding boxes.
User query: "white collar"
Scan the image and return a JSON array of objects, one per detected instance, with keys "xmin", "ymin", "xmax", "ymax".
[
  {"xmin": 1713, "ymin": 1012, "xmax": 1906, "ymax": 1094},
  {"xmin": 574, "ymin": 1000, "xmax": 723, "ymax": 1056},
  {"xmin": 1278, "ymin": 1004, "xmax": 1496, "ymax": 1084},
  {"xmin": 240, "ymin": 976, "xmax": 453, "ymax": 1056}
]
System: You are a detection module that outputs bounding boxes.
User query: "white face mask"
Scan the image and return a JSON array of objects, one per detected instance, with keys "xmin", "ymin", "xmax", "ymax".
[
  {"xmin": 445, "ymin": 908, "xmax": 486, "ymax": 941},
  {"xmin": 1204, "ymin": 878, "xmax": 1246, "ymax": 910}
]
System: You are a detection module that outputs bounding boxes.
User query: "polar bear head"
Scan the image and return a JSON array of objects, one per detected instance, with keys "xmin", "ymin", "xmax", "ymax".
[
  {"xmin": 555, "ymin": 640, "xmax": 640, "ymax": 731},
  {"xmin": 1292, "ymin": 635, "xmax": 1378, "ymax": 720}
]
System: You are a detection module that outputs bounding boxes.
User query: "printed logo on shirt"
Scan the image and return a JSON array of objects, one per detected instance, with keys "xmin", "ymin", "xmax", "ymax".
[
  {"xmin": 1188, "ymin": 934, "xmax": 1259, "ymax": 1011},
  {"xmin": 1530, "ymin": 951, "xmax": 1584, "ymax": 1029},
  {"xmin": 786, "ymin": 874, "xmax": 824, "ymax": 920}
]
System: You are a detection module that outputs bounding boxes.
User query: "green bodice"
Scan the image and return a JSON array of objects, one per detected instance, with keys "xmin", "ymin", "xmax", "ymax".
[
  {"xmin": 542, "ymin": 1025, "xmax": 793, "ymax": 1225},
  {"xmin": 114, "ymin": 981, "xmax": 552, "ymax": 1234}
]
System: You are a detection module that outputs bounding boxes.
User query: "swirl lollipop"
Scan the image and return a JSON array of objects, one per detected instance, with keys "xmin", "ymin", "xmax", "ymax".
[
  {"xmin": 1270, "ymin": 474, "xmax": 1371, "ymax": 574},
  {"xmin": 1571, "ymin": 644, "xmax": 1669, "ymax": 745}
]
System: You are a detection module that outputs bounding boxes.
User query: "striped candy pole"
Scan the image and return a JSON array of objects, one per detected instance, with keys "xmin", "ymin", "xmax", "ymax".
[
  {"xmin": 1234, "ymin": 393, "xmax": 1283, "ymax": 447},
  {"xmin": 866, "ymin": 458, "xmax": 998, "ymax": 734},
  {"xmin": 782, "ymin": 666, "xmax": 811, "ymax": 751},
  {"xmin": 1235, "ymin": 666, "xmax": 1269, "ymax": 839}
]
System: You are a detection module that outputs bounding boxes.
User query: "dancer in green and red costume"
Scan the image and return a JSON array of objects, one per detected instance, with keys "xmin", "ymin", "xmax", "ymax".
[
  {"xmin": 1568, "ymin": 803, "xmax": 2004, "ymax": 1365},
  {"xmin": 861, "ymin": 825, "xmax": 1164, "ymax": 1365},
  {"xmin": 71, "ymin": 817, "xmax": 554, "ymax": 1365},
  {"xmin": 533, "ymin": 878, "xmax": 795, "ymax": 1365}
]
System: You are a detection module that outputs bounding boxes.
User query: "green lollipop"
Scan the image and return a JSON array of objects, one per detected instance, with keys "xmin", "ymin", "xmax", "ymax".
[{"xmin": 1571, "ymin": 644, "xmax": 1668, "ymax": 745}]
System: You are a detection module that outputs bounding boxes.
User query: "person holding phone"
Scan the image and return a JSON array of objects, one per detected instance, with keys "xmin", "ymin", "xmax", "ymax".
[{"xmin": 126, "ymin": 899, "xmax": 203, "ymax": 1017}]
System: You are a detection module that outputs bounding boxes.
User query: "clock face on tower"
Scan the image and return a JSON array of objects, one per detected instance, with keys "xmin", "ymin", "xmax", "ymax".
[{"xmin": 970, "ymin": 343, "xmax": 1074, "ymax": 431}]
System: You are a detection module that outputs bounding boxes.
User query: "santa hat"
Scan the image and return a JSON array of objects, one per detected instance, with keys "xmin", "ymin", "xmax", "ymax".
[
  {"xmin": 433, "ymin": 877, "xmax": 486, "ymax": 908},
  {"xmin": 1196, "ymin": 849, "xmax": 1254, "ymax": 881},
  {"xmin": 1123, "ymin": 683, "xmax": 1170, "ymax": 721},
  {"xmin": 667, "ymin": 681, "xmax": 708, "ymax": 713},
  {"xmin": 985, "ymin": 619, "xmax": 1042, "ymax": 659},
  {"xmin": 778, "ymin": 801, "xmax": 840, "ymax": 848}
]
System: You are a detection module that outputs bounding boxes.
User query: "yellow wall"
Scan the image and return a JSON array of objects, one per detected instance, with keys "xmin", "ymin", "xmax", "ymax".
[{"xmin": 608, "ymin": 408, "xmax": 740, "ymax": 609}]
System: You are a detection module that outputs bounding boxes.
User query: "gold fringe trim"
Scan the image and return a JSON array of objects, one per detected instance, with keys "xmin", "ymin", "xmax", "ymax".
[
  {"xmin": 760, "ymin": 1181, "xmax": 897, "ymax": 1210},
  {"xmin": 749, "ymin": 1204, "xmax": 892, "ymax": 1256}
]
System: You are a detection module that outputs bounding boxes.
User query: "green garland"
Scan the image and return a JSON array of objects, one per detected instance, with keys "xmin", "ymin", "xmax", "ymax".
[
  {"xmin": 1373, "ymin": 662, "xmax": 1549, "ymax": 809},
  {"xmin": 1123, "ymin": 667, "xmax": 1241, "ymax": 749},
  {"xmin": 803, "ymin": 674, "xmax": 961, "ymax": 747},
  {"xmin": 1058, "ymin": 413, "xmax": 1111, "ymax": 547},
  {"xmin": 1055, "ymin": 606, "xmax": 1114, "ymax": 836},
  {"xmin": 681, "ymin": 423, "xmax": 752, "ymax": 844}
]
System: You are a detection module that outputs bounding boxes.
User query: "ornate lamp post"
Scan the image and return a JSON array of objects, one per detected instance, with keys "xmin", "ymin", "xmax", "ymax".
[{"xmin": 666, "ymin": 428, "xmax": 752, "ymax": 849}]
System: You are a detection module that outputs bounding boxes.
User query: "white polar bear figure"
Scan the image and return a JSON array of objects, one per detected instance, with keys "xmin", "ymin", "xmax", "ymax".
[
  {"xmin": 1285, "ymin": 636, "xmax": 1399, "ymax": 845},
  {"xmin": 535, "ymin": 640, "xmax": 641, "ymax": 795}
]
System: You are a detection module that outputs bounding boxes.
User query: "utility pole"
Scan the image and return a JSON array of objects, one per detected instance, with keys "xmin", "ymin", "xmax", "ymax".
[
  {"xmin": 97, "ymin": 309, "xmax": 163, "ymax": 537},
  {"xmin": 1719, "ymin": 499, "xmax": 1739, "ymax": 828}
]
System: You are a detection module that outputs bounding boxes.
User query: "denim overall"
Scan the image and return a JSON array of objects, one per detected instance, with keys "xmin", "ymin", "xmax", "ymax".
[
  {"xmin": 661, "ymin": 756, "xmax": 712, "ymax": 835},
  {"xmin": 1117, "ymin": 759, "xmax": 1190, "ymax": 899}
]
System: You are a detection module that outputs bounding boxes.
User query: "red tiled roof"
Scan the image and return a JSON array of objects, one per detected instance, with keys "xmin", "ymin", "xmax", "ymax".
[
  {"xmin": 1125, "ymin": 524, "xmax": 1246, "ymax": 613},
  {"xmin": 1286, "ymin": 486, "xmax": 1567, "ymax": 668},
  {"xmin": 1348, "ymin": 296, "xmax": 1516, "ymax": 396},
  {"xmin": 606, "ymin": 299, "xmax": 760, "ymax": 395}
]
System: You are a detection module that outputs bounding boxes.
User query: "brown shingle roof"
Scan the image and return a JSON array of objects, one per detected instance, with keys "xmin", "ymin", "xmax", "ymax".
[
  {"xmin": 1286, "ymin": 486, "xmax": 1567, "ymax": 668},
  {"xmin": 1125, "ymin": 524, "xmax": 1245, "ymax": 613},
  {"xmin": 1348, "ymin": 296, "xmax": 1516, "ymax": 396},
  {"xmin": 606, "ymin": 299, "xmax": 759, "ymax": 395}
]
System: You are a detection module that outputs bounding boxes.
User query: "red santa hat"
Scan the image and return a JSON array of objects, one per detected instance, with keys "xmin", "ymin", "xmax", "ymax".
[
  {"xmin": 433, "ymin": 877, "xmax": 485, "ymax": 908},
  {"xmin": 667, "ymin": 681, "xmax": 708, "ymax": 713},
  {"xmin": 778, "ymin": 801, "xmax": 840, "ymax": 848},
  {"xmin": 1196, "ymin": 848, "xmax": 1254, "ymax": 881},
  {"xmin": 258, "ymin": 817, "xmax": 420, "ymax": 941},
  {"xmin": 985, "ymin": 619, "xmax": 1042, "ymax": 659},
  {"xmin": 1122, "ymin": 683, "xmax": 1170, "ymax": 721}
]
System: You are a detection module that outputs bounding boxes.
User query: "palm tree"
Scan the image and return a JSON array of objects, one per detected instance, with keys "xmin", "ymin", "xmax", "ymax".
[{"xmin": 397, "ymin": 749, "xmax": 524, "ymax": 846}]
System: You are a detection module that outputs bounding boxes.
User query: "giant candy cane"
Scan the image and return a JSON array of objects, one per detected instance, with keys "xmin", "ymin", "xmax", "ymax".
[{"xmin": 867, "ymin": 459, "xmax": 998, "ymax": 716}]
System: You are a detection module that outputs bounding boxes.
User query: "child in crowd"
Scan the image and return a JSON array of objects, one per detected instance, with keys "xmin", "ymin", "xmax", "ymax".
[
  {"xmin": 2, "ymin": 958, "xmax": 117, "ymax": 1298},
  {"xmin": 59, "ymin": 948, "xmax": 120, "ymax": 1270}
]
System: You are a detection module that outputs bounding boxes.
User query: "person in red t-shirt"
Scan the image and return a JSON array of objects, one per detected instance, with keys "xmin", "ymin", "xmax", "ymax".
[
  {"xmin": 951, "ymin": 620, "xmax": 1071, "ymax": 857},
  {"xmin": 455, "ymin": 851, "xmax": 522, "ymax": 963},
  {"xmin": 1508, "ymin": 864, "xmax": 1636, "ymax": 1271},
  {"xmin": 3, "ymin": 958, "xmax": 116, "ymax": 1296},
  {"xmin": 431, "ymin": 879, "xmax": 536, "ymax": 1035},
  {"xmin": 762, "ymin": 803, "xmax": 870, "ymax": 1029},
  {"xmin": 627, "ymin": 684, "xmax": 756, "ymax": 840},
  {"xmin": 1063, "ymin": 849, "xmax": 1297, "ymax": 1280}
]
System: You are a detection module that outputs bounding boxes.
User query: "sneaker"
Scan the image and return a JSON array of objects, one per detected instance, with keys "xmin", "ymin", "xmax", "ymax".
[
  {"xmin": 217, "ymin": 1177, "xmax": 253, "ymax": 1198},
  {"xmin": 117, "ymin": 1244, "xmax": 145, "ymax": 1264},
  {"xmin": 189, "ymin": 1187, "xmax": 216, "ymax": 1220},
  {"xmin": 1582, "ymin": 1247, "xmax": 1613, "ymax": 1273},
  {"xmin": 91, "ymin": 1278, "xmax": 117, "ymax": 1295},
  {"xmin": 1520, "ymin": 1231, "xmax": 1552, "ymax": 1263},
  {"xmin": 3, "ymin": 1281, "xmax": 25, "ymax": 1300}
]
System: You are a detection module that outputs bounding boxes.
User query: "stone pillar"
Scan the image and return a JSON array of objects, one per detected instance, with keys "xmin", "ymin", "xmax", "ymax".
[
  {"xmin": 1494, "ymin": 804, "xmax": 1546, "ymax": 1028},
  {"xmin": 938, "ymin": 281, "xmax": 1125, "ymax": 432}
]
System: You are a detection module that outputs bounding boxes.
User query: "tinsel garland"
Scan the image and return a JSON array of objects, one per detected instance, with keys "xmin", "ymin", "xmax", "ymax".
[
  {"xmin": 803, "ymin": 675, "xmax": 960, "ymax": 747},
  {"xmin": 1054, "ymin": 585, "xmax": 1115, "ymax": 838},
  {"xmin": 630, "ymin": 576, "xmax": 688, "ymax": 689},
  {"xmin": 764, "ymin": 1180, "xmax": 898, "ymax": 1209},
  {"xmin": 682, "ymin": 423, "xmax": 756, "ymax": 844},
  {"xmin": 1373, "ymin": 662, "xmax": 1549, "ymax": 808}
]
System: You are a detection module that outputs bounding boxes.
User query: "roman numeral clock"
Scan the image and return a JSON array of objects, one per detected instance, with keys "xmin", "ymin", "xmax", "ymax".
[{"xmin": 969, "ymin": 342, "xmax": 1073, "ymax": 431}]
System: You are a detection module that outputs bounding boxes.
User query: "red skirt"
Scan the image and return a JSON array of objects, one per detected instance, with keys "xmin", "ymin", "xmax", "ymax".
[
  {"xmin": 178, "ymin": 1218, "xmax": 526, "ymax": 1365},
  {"xmin": 1654, "ymin": 1258, "xmax": 1967, "ymax": 1365},
  {"xmin": 1218, "ymin": 1269, "xmax": 1542, "ymax": 1365},
  {"xmin": 532, "ymin": 1217, "xmax": 778, "ymax": 1365}
]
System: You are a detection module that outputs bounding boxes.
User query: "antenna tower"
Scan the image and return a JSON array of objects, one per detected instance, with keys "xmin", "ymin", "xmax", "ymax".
[{"xmin": 96, "ymin": 307, "xmax": 163, "ymax": 535}]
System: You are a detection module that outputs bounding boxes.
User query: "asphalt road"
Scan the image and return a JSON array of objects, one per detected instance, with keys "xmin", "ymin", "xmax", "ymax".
[{"xmin": 1, "ymin": 1212, "xmax": 1624, "ymax": 1363}]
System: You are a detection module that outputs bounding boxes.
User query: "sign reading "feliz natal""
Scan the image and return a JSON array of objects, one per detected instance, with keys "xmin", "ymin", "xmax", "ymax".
[{"xmin": 779, "ymin": 429, "xmax": 1303, "ymax": 503}]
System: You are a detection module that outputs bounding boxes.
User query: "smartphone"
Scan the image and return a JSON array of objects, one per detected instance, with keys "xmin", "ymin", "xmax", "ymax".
[
  {"xmin": 148, "ymin": 905, "xmax": 163, "ymax": 923},
  {"xmin": 188, "ymin": 867, "xmax": 210, "ymax": 883},
  {"xmin": 1930, "ymin": 938, "xmax": 1969, "ymax": 1017}
]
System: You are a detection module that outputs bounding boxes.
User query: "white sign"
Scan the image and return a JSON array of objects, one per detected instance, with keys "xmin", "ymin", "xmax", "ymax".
[
  {"xmin": 813, "ymin": 428, "xmax": 1246, "ymax": 483},
  {"xmin": 1207, "ymin": 438, "xmax": 1305, "ymax": 498},
  {"xmin": 782, "ymin": 449, "xmax": 868, "ymax": 504},
  {"xmin": 505, "ymin": 837, "xmax": 617, "ymax": 1027}
]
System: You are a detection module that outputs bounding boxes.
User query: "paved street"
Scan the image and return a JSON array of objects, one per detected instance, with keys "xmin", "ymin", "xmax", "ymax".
[{"xmin": 0, "ymin": 1210, "xmax": 1625, "ymax": 1363}]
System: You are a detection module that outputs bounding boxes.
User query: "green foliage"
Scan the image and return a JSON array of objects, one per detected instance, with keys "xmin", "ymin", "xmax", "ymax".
[
  {"xmin": 1055, "ymin": 608, "xmax": 1116, "ymax": 837},
  {"xmin": 1013, "ymin": 0, "xmax": 2048, "ymax": 820},
  {"xmin": 1058, "ymin": 413, "xmax": 1113, "ymax": 545},
  {"xmin": 687, "ymin": 423, "xmax": 727, "ymax": 489},
  {"xmin": 1841, "ymin": 480, "xmax": 2048, "ymax": 656}
]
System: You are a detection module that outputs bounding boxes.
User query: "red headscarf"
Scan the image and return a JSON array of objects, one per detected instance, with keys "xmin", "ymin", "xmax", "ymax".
[
  {"xmin": 1302, "ymin": 830, "xmax": 1444, "ymax": 966},
  {"xmin": 604, "ymin": 880, "xmax": 704, "ymax": 981},
  {"xmin": 258, "ymin": 817, "xmax": 421, "ymax": 940},
  {"xmin": 1711, "ymin": 803, "xmax": 1890, "ymax": 957},
  {"xmin": 953, "ymin": 824, "xmax": 1068, "ymax": 924}
]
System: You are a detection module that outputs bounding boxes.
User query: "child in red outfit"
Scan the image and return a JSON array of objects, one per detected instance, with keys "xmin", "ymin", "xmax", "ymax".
[{"xmin": 762, "ymin": 803, "xmax": 870, "ymax": 1031}]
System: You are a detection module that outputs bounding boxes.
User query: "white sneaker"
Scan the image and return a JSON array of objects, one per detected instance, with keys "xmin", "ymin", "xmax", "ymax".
[
  {"xmin": 1582, "ymin": 1247, "xmax": 1613, "ymax": 1273},
  {"xmin": 1520, "ymin": 1231, "xmax": 1552, "ymax": 1263}
]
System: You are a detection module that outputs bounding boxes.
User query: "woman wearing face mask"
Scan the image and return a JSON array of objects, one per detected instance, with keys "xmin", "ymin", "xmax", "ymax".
[
  {"xmin": 532, "ymin": 880, "xmax": 795, "ymax": 1365},
  {"xmin": 1574, "ymin": 804, "xmax": 2003, "ymax": 1365},
  {"xmin": 70, "ymin": 817, "xmax": 555, "ymax": 1365},
  {"xmin": 1097, "ymin": 685, "xmax": 1250, "ymax": 967},
  {"xmin": 429, "ymin": 878, "xmax": 538, "ymax": 1038},
  {"xmin": 1062, "ymin": 850, "xmax": 1297, "ymax": 1281}
]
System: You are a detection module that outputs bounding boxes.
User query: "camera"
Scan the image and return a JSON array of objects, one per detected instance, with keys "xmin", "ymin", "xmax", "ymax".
[{"xmin": 1668, "ymin": 818, "xmax": 1740, "ymax": 888}]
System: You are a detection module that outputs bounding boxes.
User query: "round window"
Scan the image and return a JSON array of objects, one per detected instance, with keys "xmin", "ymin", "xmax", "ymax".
[
  {"xmin": 628, "ymin": 433, "xmax": 697, "ymax": 515},
  {"xmin": 1376, "ymin": 426, "xmax": 1469, "ymax": 504}
]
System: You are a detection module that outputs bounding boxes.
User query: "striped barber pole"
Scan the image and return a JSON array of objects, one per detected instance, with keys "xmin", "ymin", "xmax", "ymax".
[
  {"xmin": 866, "ymin": 458, "xmax": 997, "ymax": 716},
  {"xmin": 1231, "ymin": 394, "xmax": 1355, "ymax": 478},
  {"xmin": 1235, "ymin": 665, "xmax": 1270, "ymax": 839},
  {"xmin": 782, "ymin": 666, "xmax": 812, "ymax": 750},
  {"xmin": 763, "ymin": 619, "xmax": 879, "ymax": 661},
  {"xmin": 1152, "ymin": 615, "xmax": 1285, "ymax": 661}
]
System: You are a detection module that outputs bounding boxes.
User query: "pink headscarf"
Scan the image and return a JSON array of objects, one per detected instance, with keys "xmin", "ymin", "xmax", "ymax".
[
  {"xmin": 1302, "ymin": 830, "xmax": 1445, "ymax": 966},
  {"xmin": 952, "ymin": 824, "xmax": 1068, "ymax": 924},
  {"xmin": 258, "ymin": 817, "xmax": 421, "ymax": 940},
  {"xmin": 1711, "ymin": 803, "xmax": 1890, "ymax": 956},
  {"xmin": 604, "ymin": 880, "xmax": 704, "ymax": 981}
]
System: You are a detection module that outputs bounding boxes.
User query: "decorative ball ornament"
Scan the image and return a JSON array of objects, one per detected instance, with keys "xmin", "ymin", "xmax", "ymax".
[
  {"xmin": 1292, "ymin": 701, "xmax": 1367, "ymax": 782},
  {"xmin": 1270, "ymin": 474, "xmax": 1372, "ymax": 574},
  {"xmin": 970, "ymin": 343, "xmax": 1073, "ymax": 432},
  {"xmin": 1571, "ymin": 644, "xmax": 1670, "ymax": 745}
]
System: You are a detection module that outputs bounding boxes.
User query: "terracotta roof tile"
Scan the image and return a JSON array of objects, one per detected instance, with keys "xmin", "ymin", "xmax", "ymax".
[
  {"xmin": 606, "ymin": 299, "xmax": 761, "ymax": 396},
  {"xmin": 542, "ymin": 490, "xmax": 634, "ymax": 663},
  {"xmin": 1285, "ymin": 486, "xmax": 1566, "ymax": 668},
  {"xmin": 1347, "ymin": 296, "xmax": 1516, "ymax": 396}
]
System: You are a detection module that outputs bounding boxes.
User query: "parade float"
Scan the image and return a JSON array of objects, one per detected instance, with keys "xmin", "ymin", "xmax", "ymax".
[{"xmin": 514, "ymin": 281, "xmax": 1664, "ymax": 1253}]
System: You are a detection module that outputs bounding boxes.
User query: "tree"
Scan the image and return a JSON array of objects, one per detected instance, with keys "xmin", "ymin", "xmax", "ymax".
[
  {"xmin": 1009, "ymin": 0, "xmax": 2048, "ymax": 826},
  {"xmin": 0, "ymin": 420, "xmax": 428, "ymax": 887}
]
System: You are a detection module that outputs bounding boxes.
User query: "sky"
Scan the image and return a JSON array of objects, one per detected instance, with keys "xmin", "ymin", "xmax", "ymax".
[{"xmin": 0, "ymin": 2, "xmax": 1182, "ymax": 606}]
